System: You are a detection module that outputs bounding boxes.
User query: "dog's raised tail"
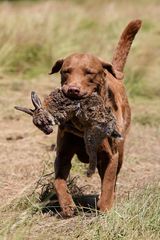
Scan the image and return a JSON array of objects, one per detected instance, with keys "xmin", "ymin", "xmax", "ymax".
[{"xmin": 112, "ymin": 19, "xmax": 142, "ymax": 72}]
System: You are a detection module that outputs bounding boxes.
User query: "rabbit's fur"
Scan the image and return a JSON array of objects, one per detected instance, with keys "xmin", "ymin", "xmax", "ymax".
[{"xmin": 15, "ymin": 89, "xmax": 121, "ymax": 177}]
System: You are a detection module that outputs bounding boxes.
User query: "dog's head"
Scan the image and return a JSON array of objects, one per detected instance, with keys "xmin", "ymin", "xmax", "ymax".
[{"xmin": 49, "ymin": 53, "xmax": 123, "ymax": 99}]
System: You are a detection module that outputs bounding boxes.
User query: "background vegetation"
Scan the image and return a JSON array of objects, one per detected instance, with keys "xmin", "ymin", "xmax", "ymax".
[
  {"xmin": 0, "ymin": 0, "xmax": 159, "ymax": 100},
  {"xmin": 0, "ymin": 0, "xmax": 159, "ymax": 239}
]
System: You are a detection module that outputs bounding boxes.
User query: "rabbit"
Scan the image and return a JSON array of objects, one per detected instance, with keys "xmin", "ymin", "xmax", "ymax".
[
  {"xmin": 15, "ymin": 91, "xmax": 55, "ymax": 135},
  {"xmin": 15, "ymin": 90, "xmax": 80, "ymax": 134},
  {"xmin": 15, "ymin": 89, "xmax": 122, "ymax": 177}
]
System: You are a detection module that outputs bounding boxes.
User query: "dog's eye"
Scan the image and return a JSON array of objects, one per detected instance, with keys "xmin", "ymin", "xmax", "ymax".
[
  {"xmin": 85, "ymin": 69, "xmax": 96, "ymax": 75},
  {"xmin": 89, "ymin": 79, "xmax": 94, "ymax": 83}
]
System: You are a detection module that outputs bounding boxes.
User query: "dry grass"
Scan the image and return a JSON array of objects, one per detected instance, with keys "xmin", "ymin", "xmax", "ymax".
[
  {"xmin": 0, "ymin": 0, "xmax": 159, "ymax": 99},
  {"xmin": 0, "ymin": 0, "xmax": 160, "ymax": 239},
  {"xmin": 1, "ymin": 183, "xmax": 159, "ymax": 240}
]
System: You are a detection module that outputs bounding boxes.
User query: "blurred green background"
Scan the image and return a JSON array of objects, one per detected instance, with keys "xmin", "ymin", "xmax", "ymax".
[{"xmin": 0, "ymin": 0, "xmax": 159, "ymax": 99}]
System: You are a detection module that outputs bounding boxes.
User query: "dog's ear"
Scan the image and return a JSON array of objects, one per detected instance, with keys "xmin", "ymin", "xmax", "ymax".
[
  {"xmin": 49, "ymin": 59, "xmax": 64, "ymax": 75},
  {"xmin": 101, "ymin": 61, "xmax": 124, "ymax": 80}
]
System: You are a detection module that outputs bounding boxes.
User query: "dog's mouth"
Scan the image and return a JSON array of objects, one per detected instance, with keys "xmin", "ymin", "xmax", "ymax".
[
  {"xmin": 63, "ymin": 90, "xmax": 88, "ymax": 100},
  {"xmin": 67, "ymin": 94, "xmax": 87, "ymax": 100}
]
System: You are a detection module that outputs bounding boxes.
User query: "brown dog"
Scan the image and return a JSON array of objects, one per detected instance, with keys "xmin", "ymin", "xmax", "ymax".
[{"xmin": 49, "ymin": 20, "xmax": 142, "ymax": 216}]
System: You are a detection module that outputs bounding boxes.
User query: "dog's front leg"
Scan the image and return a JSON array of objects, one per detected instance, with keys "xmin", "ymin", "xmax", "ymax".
[
  {"xmin": 54, "ymin": 128, "xmax": 76, "ymax": 217},
  {"xmin": 97, "ymin": 139, "xmax": 118, "ymax": 211}
]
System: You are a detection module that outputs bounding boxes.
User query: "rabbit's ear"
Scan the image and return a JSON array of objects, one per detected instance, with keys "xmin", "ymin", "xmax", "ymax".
[
  {"xmin": 31, "ymin": 91, "xmax": 42, "ymax": 109},
  {"xmin": 15, "ymin": 106, "xmax": 33, "ymax": 116}
]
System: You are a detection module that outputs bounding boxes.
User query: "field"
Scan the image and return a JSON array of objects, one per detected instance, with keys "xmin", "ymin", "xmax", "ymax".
[{"xmin": 0, "ymin": 0, "xmax": 160, "ymax": 239}]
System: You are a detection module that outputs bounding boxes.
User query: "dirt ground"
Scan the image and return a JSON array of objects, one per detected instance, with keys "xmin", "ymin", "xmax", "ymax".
[{"xmin": 0, "ymin": 76, "xmax": 160, "ymax": 208}]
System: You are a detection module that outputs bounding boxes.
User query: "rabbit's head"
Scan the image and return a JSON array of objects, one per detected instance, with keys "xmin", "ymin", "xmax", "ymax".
[{"xmin": 15, "ymin": 91, "xmax": 55, "ymax": 135}]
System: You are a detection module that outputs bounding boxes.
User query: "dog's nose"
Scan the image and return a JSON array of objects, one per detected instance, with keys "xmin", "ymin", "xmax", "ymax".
[{"xmin": 67, "ymin": 86, "xmax": 80, "ymax": 96}]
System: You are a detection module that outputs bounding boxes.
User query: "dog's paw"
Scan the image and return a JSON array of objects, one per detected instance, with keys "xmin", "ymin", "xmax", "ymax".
[{"xmin": 61, "ymin": 205, "xmax": 76, "ymax": 218}]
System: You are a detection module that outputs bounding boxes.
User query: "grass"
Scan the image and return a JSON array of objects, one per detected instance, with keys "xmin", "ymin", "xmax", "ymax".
[
  {"xmin": 131, "ymin": 98, "xmax": 160, "ymax": 127},
  {"xmin": 0, "ymin": 0, "xmax": 159, "ymax": 99},
  {"xmin": 0, "ymin": 183, "xmax": 159, "ymax": 240},
  {"xmin": 0, "ymin": 1, "xmax": 160, "ymax": 240},
  {"xmin": 133, "ymin": 113, "xmax": 160, "ymax": 127}
]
